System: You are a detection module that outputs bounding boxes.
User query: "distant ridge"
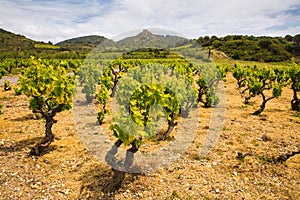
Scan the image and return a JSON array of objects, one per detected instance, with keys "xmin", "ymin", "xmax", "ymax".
[
  {"xmin": 56, "ymin": 35, "xmax": 108, "ymax": 51},
  {"xmin": 114, "ymin": 29, "xmax": 190, "ymax": 50},
  {"xmin": 0, "ymin": 28, "xmax": 41, "ymax": 53}
]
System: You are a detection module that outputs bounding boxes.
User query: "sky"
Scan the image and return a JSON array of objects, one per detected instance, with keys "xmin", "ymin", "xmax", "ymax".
[{"xmin": 0, "ymin": 0, "xmax": 299, "ymax": 43}]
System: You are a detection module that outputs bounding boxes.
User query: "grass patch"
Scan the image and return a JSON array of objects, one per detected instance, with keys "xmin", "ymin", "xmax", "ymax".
[
  {"xmin": 222, "ymin": 127, "xmax": 231, "ymax": 131},
  {"xmin": 292, "ymin": 112, "xmax": 300, "ymax": 118},
  {"xmin": 34, "ymin": 43, "xmax": 60, "ymax": 49},
  {"xmin": 169, "ymin": 190, "xmax": 179, "ymax": 200}
]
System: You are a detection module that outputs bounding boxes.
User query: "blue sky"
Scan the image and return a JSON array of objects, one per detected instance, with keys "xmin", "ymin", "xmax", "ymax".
[{"xmin": 0, "ymin": 0, "xmax": 299, "ymax": 43}]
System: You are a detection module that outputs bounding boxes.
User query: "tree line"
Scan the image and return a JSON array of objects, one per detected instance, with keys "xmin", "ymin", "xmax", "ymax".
[{"xmin": 197, "ymin": 34, "xmax": 300, "ymax": 62}]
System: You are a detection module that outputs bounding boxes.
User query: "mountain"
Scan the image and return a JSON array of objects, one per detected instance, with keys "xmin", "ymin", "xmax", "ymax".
[
  {"xmin": 0, "ymin": 28, "xmax": 78, "ymax": 59},
  {"xmin": 0, "ymin": 28, "xmax": 36, "ymax": 53},
  {"xmin": 55, "ymin": 35, "xmax": 107, "ymax": 52},
  {"xmin": 114, "ymin": 29, "xmax": 190, "ymax": 50},
  {"xmin": 0, "ymin": 28, "xmax": 60, "ymax": 56},
  {"xmin": 67, "ymin": 29, "xmax": 193, "ymax": 59}
]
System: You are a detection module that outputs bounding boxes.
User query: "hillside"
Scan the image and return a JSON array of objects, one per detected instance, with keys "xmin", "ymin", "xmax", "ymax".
[
  {"xmin": 197, "ymin": 35, "xmax": 300, "ymax": 62},
  {"xmin": 79, "ymin": 29, "xmax": 192, "ymax": 54},
  {"xmin": 56, "ymin": 35, "xmax": 107, "ymax": 52},
  {"xmin": 0, "ymin": 28, "xmax": 87, "ymax": 59},
  {"xmin": 0, "ymin": 28, "xmax": 62, "ymax": 59},
  {"xmin": 0, "ymin": 28, "xmax": 36, "ymax": 53},
  {"xmin": 114, "ymin": 29, "xmax": 190, "ymax": 50}
]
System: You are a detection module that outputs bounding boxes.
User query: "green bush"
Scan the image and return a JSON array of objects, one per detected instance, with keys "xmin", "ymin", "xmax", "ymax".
[
  {"xmin": 13, "ymin": 87, "xmax": 22, "ymax": 95},
  {"xmin": 4, "ymin": 80, "xmax": 11, "ymax": 91}
]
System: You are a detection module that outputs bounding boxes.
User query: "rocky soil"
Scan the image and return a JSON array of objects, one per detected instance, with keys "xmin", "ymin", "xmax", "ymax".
[{"xmin": 0, "ymin": 73, "xmax": 299, "ymax": 199}]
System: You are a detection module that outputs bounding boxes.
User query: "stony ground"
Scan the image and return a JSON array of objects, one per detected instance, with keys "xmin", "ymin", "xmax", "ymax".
[{"xmin": 0, "ymin": 73, "xmax": 299, "ymax": 200}]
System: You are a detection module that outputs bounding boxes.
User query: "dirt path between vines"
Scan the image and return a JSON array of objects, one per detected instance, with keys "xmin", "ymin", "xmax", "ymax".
[
  {"xmin": 0, "ymin": 75, "xmax": 19, "ymax": 85},
  {"xmin": 0, "ymin": 73, "xmax": 299, "ymax": 199}
]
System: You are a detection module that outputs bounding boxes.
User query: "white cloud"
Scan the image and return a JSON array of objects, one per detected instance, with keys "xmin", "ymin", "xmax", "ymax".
[{"xmin": 0, "ymin": 0, "xmax": 299, "ymax": 43}]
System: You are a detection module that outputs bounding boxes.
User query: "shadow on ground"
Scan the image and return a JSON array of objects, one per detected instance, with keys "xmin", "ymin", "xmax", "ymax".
[
  {"xmin": 11, "ymin": 113, "xmax": 41, "ymax": 121},
  {"xmin": 78, "ymin": 163, "xmax": 141, "ymax": 200},
  {"xmin": 0, "ymin": 136, "xmax": 58, "ymax": 156}
]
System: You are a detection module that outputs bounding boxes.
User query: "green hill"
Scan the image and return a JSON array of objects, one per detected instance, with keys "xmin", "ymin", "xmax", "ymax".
[
  {"xmin": 0, "ymin": 28, "xmax": 92, "ymax": 59},
  {"xmin": 55, "ymin": 35, "xmax": 107, "ymax": 52},
  {"xmin": 0, "ymin": 28, "xmax": 63, "ymax": 59},
  {"xmin": 197, "ymin": 35, "xmax": 300, "ymax": 62},
  {"xmin": 115, "ymin": 29, "xmax": 190, "ymax": 50},
  {"xmin": 0, "ymin": 28, "xmax": 36, "ymax": 53}
]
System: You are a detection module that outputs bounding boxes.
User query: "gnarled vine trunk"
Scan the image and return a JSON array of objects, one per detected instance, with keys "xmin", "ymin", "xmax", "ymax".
[
  {"xmin": 30, "ymin": 114, "xmax": 57, "ymax": 155},
  {"xmin": 252, "ymin": 100, "xmax": 267, "ymax": 115},
  {"xmin": 252, "ymin": 93, "xmax": 274, "ymax": 115},
  {"xmin": 110, "ymin": 69, "xmax": 120, "ymax": 98},
  {"xmin": 30, "ymin": 104, "xmax": 64, "ymax": 156},
  {"xmin": 104, "ymin": 140, "xmax": 139, "ymax": 193},
  {"xmin": 160, "ymin": 113, "xmax": 177, "ymax": 140},
  {"xmin": 291, "ymin": 88, "xmax": 300, "ymax": 111},
  {"xmin": 110, "ymin": 80, "xmax": 118, "ymax": 97}
]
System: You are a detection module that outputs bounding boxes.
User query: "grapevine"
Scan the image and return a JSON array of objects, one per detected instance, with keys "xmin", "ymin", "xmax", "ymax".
[
  {"xmin": 287, "ymin": 61, "xmax": 300, "ymax": 111},
  {"xmin": 18, "ymin": 57, "xmax": 75, "ymax": 155},
  {"xmin": 196, "ymin": 63, "xmax": 227, "ymax": 107},
  {"xmin": 232, "ymin": 64, "xmax": 288, "ymax": 115}
]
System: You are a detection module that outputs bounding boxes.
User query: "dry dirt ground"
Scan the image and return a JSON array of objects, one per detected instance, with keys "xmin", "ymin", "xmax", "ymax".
[{"xmin": 0, "ymin": 73, "xmax": 299, "ymax": 200}]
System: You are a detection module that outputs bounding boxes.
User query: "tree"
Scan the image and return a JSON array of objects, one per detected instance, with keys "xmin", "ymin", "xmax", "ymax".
[
  {"xmin": 284, "ymin": 35, "xmax": 293, "ymax": 42},
  {"xmin": 293, "ymin": 34, "xmax": 300, "ymax": 46},
  {"xmin": 19, "ymin": 57, "xmax": 75, "ymax": 155}
]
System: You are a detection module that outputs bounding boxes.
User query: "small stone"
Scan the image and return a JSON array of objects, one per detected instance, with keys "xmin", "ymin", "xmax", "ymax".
[
  {"xmin": 104, "ymin": 139, "xmax": 110, "ymax": 144},
  {"xmin": 215, "ymin": 188, "xmax": 220, "ymax": 193},
  {"xmin": 203, "ymin": 180, "xmax": 208, "ymax": 185},
  {"xmin": 233, "ymin": 171, "xmax": 238, "ymax": 176},
  {"xmin": 261, "ymin": 134, "xmax": 271, "ymax": 142},
  {"xmin": 212, "ymin": 162, "xmax": 217, "ymax": 166},
  {"xmin": 30, "ymin": 184, "xmax": 39, "ymax": 189},
  {"xmin": 65, "ymin": 189, "xmax": 70, "ymax": 195},
  {"xmin": 138, "ymin": 192, "xmax": 143, "ymax": 197}
]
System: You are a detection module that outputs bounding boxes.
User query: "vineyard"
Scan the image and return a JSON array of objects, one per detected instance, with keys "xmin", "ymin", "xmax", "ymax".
[{"xmin": 0, "ymin": 44, "xmax": 300, "ymax": 199}]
